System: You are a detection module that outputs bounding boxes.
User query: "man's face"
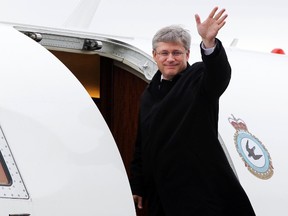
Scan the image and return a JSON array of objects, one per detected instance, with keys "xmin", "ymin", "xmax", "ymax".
[{"xmin": 153, "ymin": 42, "xmax": 190, "ymax": 80}]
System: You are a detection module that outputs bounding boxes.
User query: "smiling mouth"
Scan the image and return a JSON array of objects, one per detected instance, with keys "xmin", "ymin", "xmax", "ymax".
[
  {"xmin": 166, "ymin": 67, "xmax": 178, "ymax": 71},
  {"xmin": 165, "ymin": 64, "xmax": 177, "ymax": 68}
]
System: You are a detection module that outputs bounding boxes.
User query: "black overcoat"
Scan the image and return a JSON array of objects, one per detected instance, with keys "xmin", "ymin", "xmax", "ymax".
[{"xmin": 130, "ymin": 39, "xmax": 256, "ymax": 216}]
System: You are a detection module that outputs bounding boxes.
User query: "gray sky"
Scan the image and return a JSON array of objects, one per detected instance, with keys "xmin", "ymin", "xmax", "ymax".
[{"xmin": 0, "ymin": 0, "xmax": 287, "ymax": 53}]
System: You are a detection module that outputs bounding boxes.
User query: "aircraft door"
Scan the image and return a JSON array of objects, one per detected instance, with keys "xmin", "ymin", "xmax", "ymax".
[{"xmin": 0, "ymin": 24, "xmax": 136, "ymax": 216}]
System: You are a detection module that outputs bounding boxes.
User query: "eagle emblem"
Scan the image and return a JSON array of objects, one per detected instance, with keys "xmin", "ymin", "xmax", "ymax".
[{"xmin": 228, "ymin": 115, "xmax": 274, "ymax": 180}]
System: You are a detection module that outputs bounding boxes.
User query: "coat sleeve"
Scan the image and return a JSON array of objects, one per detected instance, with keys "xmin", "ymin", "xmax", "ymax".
[
  {"xmin": 200, "ymin": 38, "xmax": 231, "ymax": 98},
  {"xmin": 129, "ymin": 114, "xmax": 145, "ymax": 197}
]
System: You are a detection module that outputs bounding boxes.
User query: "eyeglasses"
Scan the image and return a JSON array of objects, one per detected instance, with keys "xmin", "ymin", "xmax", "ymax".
[{"xmin": 155, "ymin": 50, "xmax": 186, "ymax": 58}]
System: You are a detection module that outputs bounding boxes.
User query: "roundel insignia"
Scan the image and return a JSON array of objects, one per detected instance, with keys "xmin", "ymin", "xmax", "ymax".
[{"xmin": 228, "ymin": 115, "xmax": 274, "ymax": 180}]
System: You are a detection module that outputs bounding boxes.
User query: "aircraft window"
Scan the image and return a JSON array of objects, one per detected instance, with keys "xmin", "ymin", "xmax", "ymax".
[
  {"xmin": 0, "ymin": 151, "xmax": 11, "ymax": 185},
  {"xmin": 0, "ymin": 126, "xmax": 29, "ymax": 199}
]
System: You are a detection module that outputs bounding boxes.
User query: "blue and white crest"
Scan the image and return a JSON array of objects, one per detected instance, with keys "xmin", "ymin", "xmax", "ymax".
[{"xmin": 229, "ymin": 115, "xmax": 274, "ymax": 180}]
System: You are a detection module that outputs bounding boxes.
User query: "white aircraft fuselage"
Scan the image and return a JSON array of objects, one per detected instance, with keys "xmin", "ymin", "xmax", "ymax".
[{"xmin": 0, "ymin": 1, "xmax": 287, "ymax": 215}]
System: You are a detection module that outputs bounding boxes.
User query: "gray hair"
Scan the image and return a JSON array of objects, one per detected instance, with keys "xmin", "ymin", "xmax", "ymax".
[{"xmin": 152, "ymin": 25, "xmax": 191, "ymax": 51}]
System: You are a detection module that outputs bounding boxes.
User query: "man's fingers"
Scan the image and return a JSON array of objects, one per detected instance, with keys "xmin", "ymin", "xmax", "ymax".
[
  {"xmin": 195, "ymin": 14, "xmax": 201, "ymax": 25},
  {"xmin": 133, "ymin": 195, "xmax": 143, "ymax": 209},
  {"xmin": 137, "ymin": 197, "xmax": 143, "ymax": 209},
  {"xmin": 214, "ymin": 8, "xmax": 226, "ymax": 20},
  {"xmin": 208, "ymin": 6, "xmax": 219, "ymax": 18}
]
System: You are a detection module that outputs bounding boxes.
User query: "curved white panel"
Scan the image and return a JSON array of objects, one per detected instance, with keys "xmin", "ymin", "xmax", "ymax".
[
  {"xmin": 219, "ymin": 48, "xmax": 288, "ymax": 216},
  {"xmin": 0, "ymin": 24, "xmax": 135, "ymax": 216}
]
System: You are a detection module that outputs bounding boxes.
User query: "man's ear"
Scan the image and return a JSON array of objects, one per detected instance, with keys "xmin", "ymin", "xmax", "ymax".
[
  {"xmin": 152, "ymin": 50, "xmax": 157, "ymax": 60},
  {"xmin": 186, "ymin": 49, "xmax": 190, "ymax": 59}
]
